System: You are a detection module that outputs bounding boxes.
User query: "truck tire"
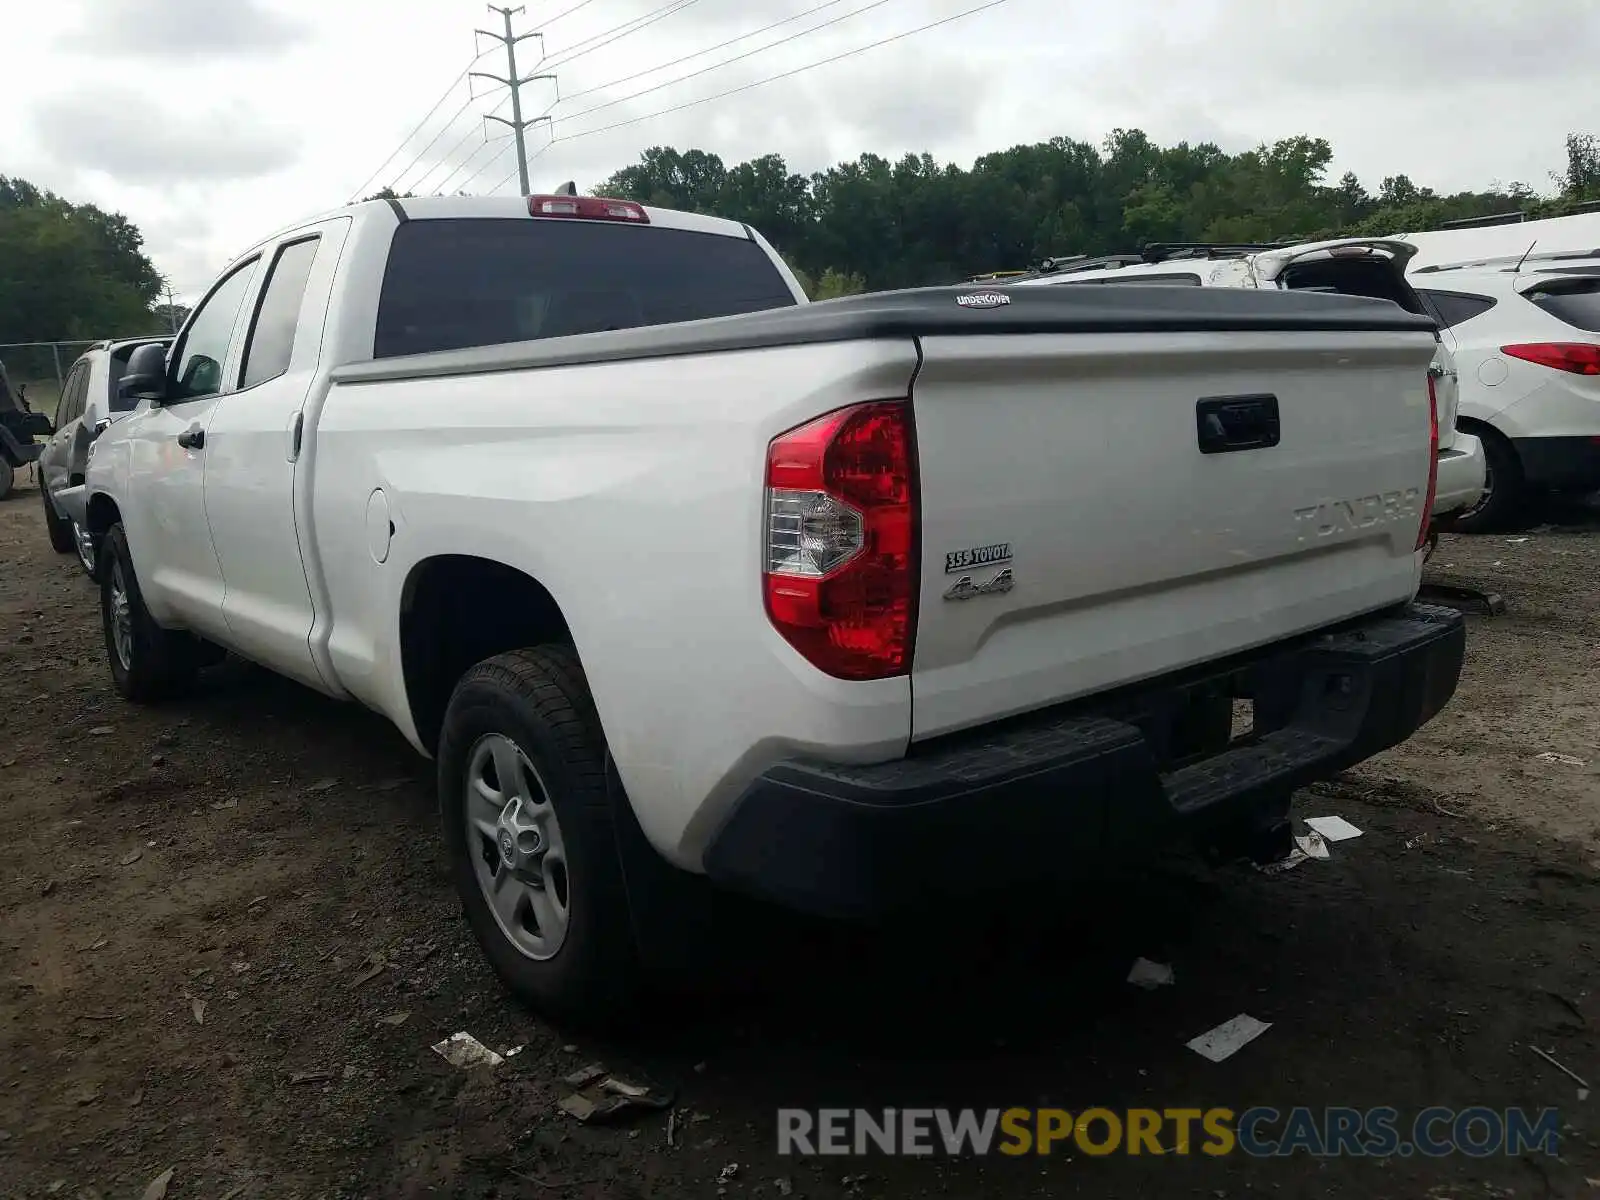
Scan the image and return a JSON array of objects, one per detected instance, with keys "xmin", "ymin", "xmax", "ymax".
[
  {"xmin": 42, "ymin": 482, "xmax": 76, "ymax": 553},
  {"xmin": 437, "ymin": 645, "xmax": 641, "ymax": 1025},
  {"xmin": 1451, "ymin": 426, "xmax": 1524, "ymax": 535},
  {"xmin": 100, "ymin": 523, "xmax": 200, "ymax": 702}
]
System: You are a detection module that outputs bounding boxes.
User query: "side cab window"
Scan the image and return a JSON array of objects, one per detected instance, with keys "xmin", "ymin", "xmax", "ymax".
[
  {"xmin": 58, "ymin": 362, "xmax": 89, "ymax": 427},
  {"xmin": 239, "ymin": 236, "xmax": 323, "ymax": 389},
  {"xmin": 168, "ymin": 259, "xmax": 262, "ymax": 403}
]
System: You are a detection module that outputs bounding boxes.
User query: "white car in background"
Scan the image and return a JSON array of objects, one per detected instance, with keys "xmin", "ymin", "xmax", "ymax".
[
  {"xmin": 1008, "ymin": 237, "xmax": 1486, "ymax": 526},
  {"xmin": 1410, "ymin": 250, "xmax": 1600, "ymax": 531}
]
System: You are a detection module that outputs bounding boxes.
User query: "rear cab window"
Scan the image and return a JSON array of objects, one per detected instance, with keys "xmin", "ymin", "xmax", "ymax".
[
  {"xmin": 1416, "ymin": 290, "xmax": 1498, "ymax": 330},
  {"xmin": 373, "ymin": 217, "xmax": 798, "ymax": 359},
  {"xmin": 1525, "ymin": 279, "xmax": 1600, "ymax": 334}
]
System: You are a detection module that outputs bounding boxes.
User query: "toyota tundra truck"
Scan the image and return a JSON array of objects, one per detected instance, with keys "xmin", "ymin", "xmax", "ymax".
[{"xmin": 76, "ymin": 193, "xmax": 1465, "ymax": 1021}]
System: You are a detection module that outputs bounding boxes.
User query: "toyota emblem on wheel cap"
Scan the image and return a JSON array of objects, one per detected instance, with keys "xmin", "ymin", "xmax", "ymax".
[
  {"xmin": 956, "ymin": 291, "xmax": 1010, "ymax": 308},
  {"xmin": 497, "ymin": 829, "xmax": 517, "ymax": 864}
]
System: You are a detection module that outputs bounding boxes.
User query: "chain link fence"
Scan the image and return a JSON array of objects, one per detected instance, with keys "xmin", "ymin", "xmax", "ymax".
[{"xmin": 1, "ymin": 336, "xmax": 166, "ymax": 424}]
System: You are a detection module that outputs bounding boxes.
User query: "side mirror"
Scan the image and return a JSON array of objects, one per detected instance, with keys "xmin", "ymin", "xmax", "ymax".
[{"xmin": 119, "ymin": 343, "xmax": 169, "ymax": 404}]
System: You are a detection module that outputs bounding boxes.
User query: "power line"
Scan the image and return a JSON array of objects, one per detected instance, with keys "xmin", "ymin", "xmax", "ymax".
[
  {"xmin": 435, "ymin": 0, "xmax": 836, "ymax": 180},
  {"xmin": 407, "ymin": 111, "xmax": 503, "ymax": 194},
  {"xmin": 557, "ymin": 0, "xmax": 855, "ymax": 105},
  {"xmin": 488, "ymin": 157, "xmax": 528, "ymax": 195},
  {"xmin": 419, "ymin": 110, "xmax": 510, "ymax": 194},
  {"xmin": 380, "ymin": 0, "xmax": 701, "ymax": 196},
  {"xmin": 460, "ymin": 136, "xmax": 529, "ymax": 193},
  {"xmin": 485, "ymin": 117, "xmax": 561, "ymax": 192},
  {"xmin": 542, "ymin": 0, "xmax": 701, "ymax": 70},
  {"xmin": 552, "ymin": 0, "xmax": 898, "ymax": 127},
  {"xmin": 551, "ymin": 0, "xmax": 1012, "ymax": 146},
  {"xmin": 345, "ymin": 0, "xmax": 699, "ymax": 202},
  {"xmin": 382, "ymin": 91, "xmax": 484, "ymax": 193},
  {"xmin": 346, "ymin": 55, "xmax": 486, "ymax": 201},
  {"xmin": 539, "ymin": 0, "xmax": 600, "ymax": 26},
  {"xmin": 467, "ymin": 95, "xmax": 556, "ymax": 193}
]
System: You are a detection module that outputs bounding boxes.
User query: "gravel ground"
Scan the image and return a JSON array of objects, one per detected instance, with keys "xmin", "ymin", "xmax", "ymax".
[{"xmin": 4, "ymin": 474, "xmax": 1600, "ymax": 1199}]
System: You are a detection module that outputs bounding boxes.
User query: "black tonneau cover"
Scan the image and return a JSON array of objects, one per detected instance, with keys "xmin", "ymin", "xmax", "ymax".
[{"xmin": 333, "ymin": 282, "xmax": 1439, "ymax": 385}]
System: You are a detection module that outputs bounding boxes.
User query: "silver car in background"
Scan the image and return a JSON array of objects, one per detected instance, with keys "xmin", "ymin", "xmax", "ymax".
[{"xmin": 39, "ymin": 336, "xmax": 173, "ymax": 574}]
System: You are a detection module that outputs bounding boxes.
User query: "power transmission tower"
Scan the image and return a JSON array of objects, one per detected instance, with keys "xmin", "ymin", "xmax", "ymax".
[
  {"xmin": 472, "ymin": 5, "xmax": 556, "ymax": 195},
  {"xmin": 163, "ymin": 283, "xmax": 181, "ymax": 334}
]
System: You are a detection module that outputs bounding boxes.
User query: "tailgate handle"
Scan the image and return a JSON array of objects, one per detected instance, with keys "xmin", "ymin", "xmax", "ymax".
[{"xmin": 1196, "ymin": 394, "xmax": 1280, "ymax": 455}]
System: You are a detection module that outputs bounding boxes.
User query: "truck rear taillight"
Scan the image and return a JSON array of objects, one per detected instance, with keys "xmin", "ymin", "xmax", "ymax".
[
  {"xmin": 528, "ymin": 195, "xmax": 649, "ymax": 223},
  {"xmin": 1500, "ymin": 342, "xmax": 1600, "ymax": 375},
  {"xmin": 763, "ymin": 401, "xmax": 918, "ymax": 680},
  {"xmin": 1417, "ymin": 373, "xmax": 1439, "ymax": 552}
]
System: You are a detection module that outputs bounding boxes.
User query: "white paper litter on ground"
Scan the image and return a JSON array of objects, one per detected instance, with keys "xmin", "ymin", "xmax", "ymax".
[
  {"xmin": 1257, "ymin": 832, "xmax": 1330, "ymax": 875},
  {"xmin": 431, "ymin": 1032, "xmax": 504, "ymax": 1069},
  {"xmin": 1295, "ymin": 831, "xmax": 1330, "ymax": 860},
  {"xmin": 1304, "ymin": 815, "xmax": 1363, "ymax": 842},
  {"xmin": 1254, "ymin": 857, "xmax": 1305, "ymax": 876},
  {"xmin": 1187, "ymin": 1014, "xmax": 1272, "ymax": 1063},
  {"xmin": 1534, "ymin": 752, "xmax": 1588, "ymax": 767},
  {"xmin": 1257, "ymin": 849, "xmax": 1309, "ymax": 875},
  {"xmin": 1126, "ymin": 958, "xmax": 1175, "ymax": 990}
]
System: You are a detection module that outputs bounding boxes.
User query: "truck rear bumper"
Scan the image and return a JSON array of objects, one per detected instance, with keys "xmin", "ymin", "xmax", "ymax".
[{"xmin": 703, "ymin": 604, "xmax": 1464, "ymax": 918}]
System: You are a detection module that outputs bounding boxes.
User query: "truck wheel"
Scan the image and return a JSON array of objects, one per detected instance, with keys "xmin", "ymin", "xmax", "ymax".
[
  {"xmin": 437, "ymin": 646, "xmax": 640, "ymax": 1025},
  {"xmin": 0, "ymin": 458, "xmax": 13, "ymax": 501},
  {"xmin": 1451, "ymin": 427, "xmax": 1524, "ymax": 534},
  {"xmin": 100, "ymin": 523, "xmax": 199, "ymax": 702},
  {"xmin": 42, "ymin": 483, "xmax": 75, "ymax": 553}
]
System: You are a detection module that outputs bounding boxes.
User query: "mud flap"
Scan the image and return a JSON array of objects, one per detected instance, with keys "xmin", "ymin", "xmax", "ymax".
[{"xmin": 605, "ymin": 756, "xmax": 726, "ymax": 986}]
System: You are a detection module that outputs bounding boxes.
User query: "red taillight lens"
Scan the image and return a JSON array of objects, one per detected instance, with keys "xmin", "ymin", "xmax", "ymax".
[
  {"xmin": 1416, "ymin": 373, "xmax": 1439, "ymax": 551},
  {"xmin": 1501, "ymin": 342, "xmax": 1600, "ymax": 375},
  {"xmin": 763, "ymin": 401, "xmax": 918, "ymax": 680},
  {"xmin": 527, "ymin": 195, "xmax": 650, "ymax": 223}
]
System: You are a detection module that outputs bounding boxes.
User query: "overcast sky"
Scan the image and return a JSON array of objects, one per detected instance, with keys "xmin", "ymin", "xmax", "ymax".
[{"xmin": 8, "ymin": 0, "xmax": 1596, "ymax": 303}]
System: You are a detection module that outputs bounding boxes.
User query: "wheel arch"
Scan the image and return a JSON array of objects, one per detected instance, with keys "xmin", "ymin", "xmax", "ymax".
[
  {"xmin": 86, "ymin": 491, "xmax": 122, "ymax": 535},
  {"xmin": 398, "ymin": 554, "xmax": 574, "ymax": 756}
]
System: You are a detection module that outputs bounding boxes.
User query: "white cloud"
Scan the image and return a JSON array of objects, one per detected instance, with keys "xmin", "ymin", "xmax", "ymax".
[
  {"xmin": 3, "ymin": 0, "xmax": 1594, "ymax": 305},
  {"xmin": 64, "ymin": 0, "xmax": 309, "ymax": 58},
  {"xmin": 31, "ymin": 87, "xmax": 298, "ymax": 185}
]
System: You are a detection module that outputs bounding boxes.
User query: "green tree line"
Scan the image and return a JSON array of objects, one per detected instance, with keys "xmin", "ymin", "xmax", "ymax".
[
  {"xmin": 597, "ymin": 130, "xmax": 1600, "ymax": 296},
  {"xmin": 5, "ymin": 128, "xmax": 1598, "ymax": 350},
  {"xmin": 0, "ymin": 176, "xmax": 163, "ymax": 345}
]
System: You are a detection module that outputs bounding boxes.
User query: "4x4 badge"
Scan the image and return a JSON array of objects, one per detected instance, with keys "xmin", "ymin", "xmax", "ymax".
[{"xmin": 944, "ymin": 569, "xmax": 1014, "ymax": 601}]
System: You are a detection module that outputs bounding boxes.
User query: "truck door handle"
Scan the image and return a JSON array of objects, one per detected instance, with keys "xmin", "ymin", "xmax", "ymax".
[
  {"xmin": 1196, "ymin": 394, "xmax": 1280, "ymax": 455},
  {"xmin": 177, "ymin": 425, "xmax": 205, "ymax": 450}
]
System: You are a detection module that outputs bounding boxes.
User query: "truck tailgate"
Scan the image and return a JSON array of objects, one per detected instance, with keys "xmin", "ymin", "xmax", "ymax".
[{"xmin": 910, "ymin": 325, "xmax": 1438, "ymax": 739}]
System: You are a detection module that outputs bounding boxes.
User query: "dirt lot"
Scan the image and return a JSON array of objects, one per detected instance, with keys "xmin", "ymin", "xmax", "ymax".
[{"xmin": 4, "ymin": 474, "xmax": 1600, "ymax": 1200}]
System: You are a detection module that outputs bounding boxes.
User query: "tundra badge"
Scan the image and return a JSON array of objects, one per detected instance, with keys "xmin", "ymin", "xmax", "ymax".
[{"xmin": 944, "ymin": 569, "xmax": 1014, "ymax": 601}]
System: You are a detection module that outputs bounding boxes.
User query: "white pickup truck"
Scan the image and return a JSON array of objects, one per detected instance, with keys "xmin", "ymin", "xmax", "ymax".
[{"xmin": 77, "ymin": 194, "xmax": 1465, "ymax": 1021}]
